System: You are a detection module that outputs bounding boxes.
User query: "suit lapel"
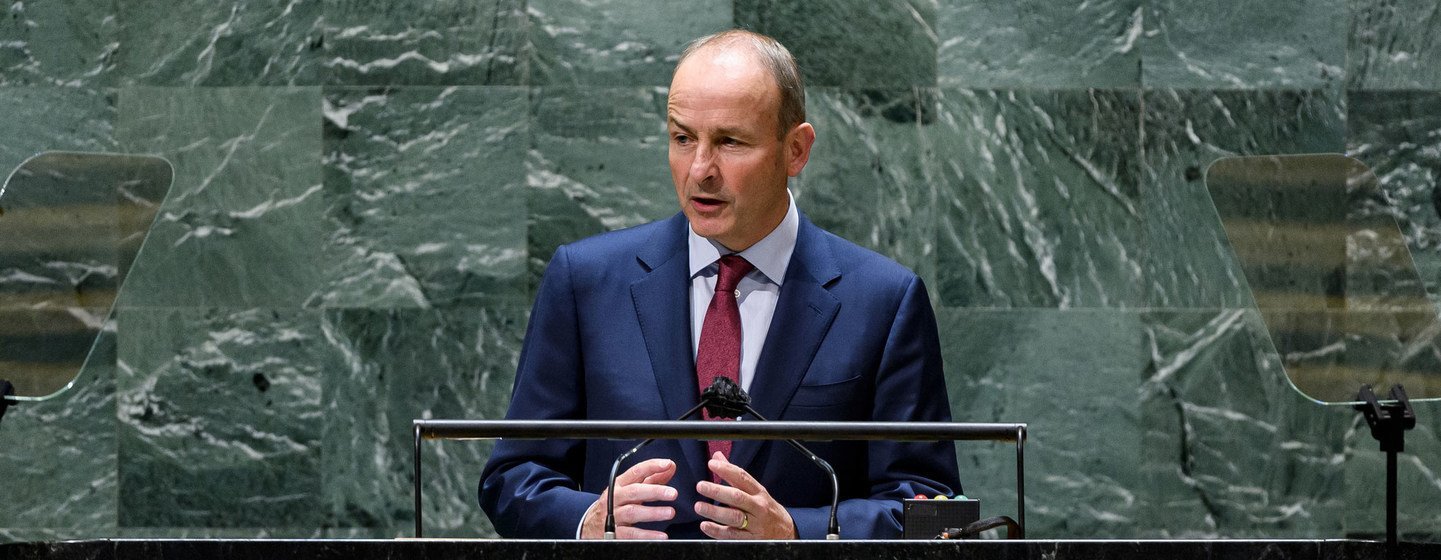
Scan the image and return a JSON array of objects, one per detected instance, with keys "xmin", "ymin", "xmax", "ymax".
[
  {"xmin": 630, "ymin": 214, "xmax": 707, "ymax": 480},
  {"xmin": 729, "ymin": 215, "xmax": 841, "ymax": 470}
]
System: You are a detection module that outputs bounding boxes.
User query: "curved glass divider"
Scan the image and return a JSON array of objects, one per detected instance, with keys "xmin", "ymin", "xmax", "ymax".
[
  {"xmin": 1205, "ymin": 154, "xmax": 1440, "ymax": 405},
  {"xmin": 0, "ymin": 152, "xmax": 173, "ymax": 402}
]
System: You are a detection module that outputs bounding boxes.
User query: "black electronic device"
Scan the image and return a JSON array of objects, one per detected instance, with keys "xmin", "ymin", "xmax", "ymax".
[{"xmin": 902, "ymin": 497, "xmax": 980, "ymax": 539}]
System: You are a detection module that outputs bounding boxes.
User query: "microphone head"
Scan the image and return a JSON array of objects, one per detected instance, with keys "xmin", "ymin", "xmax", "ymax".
[{"xmin": 701, "ymin": 376, "xmax": 749, "ymax": 419}]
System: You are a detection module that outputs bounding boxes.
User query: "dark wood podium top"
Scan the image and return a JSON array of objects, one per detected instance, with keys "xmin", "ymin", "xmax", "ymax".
[{"xmin": 2, "ymin": 539, "xmax": 1439, "ymax": 560}]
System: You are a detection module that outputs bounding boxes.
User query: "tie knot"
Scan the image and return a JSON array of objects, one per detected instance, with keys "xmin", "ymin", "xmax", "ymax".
[{"xmin": 715, "ymin": 254, "xmax": 754, "ymax": 293}]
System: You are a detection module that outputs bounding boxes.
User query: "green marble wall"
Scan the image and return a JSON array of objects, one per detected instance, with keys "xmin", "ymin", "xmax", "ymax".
[{"xmin": 3, "ymin": 0, "xmax": 1440, "ymax": 542}]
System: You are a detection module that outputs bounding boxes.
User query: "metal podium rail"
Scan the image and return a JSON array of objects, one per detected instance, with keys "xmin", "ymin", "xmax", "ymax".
[{"xmin": 412, "ymin": 420, "xmax": 1027, "ymax": 538}]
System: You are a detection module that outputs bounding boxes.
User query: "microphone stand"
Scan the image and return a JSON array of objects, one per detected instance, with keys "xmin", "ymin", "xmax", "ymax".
[
  {"xmin": 603, "ymin": 377, "xmax": 842, "ymax": 540},
  {"xmin": 603, "ymin": 398, "xmax": 711, "ymax": 539},
  {"xmin": 719, "ymin": 396, "xmax": 842, "ymax": 540}
]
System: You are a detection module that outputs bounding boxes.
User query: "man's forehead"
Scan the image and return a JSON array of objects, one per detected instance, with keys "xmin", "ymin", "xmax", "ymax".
[{"xmin": 670, "ymin": 46, "xmax": 777, "ymax": 97}]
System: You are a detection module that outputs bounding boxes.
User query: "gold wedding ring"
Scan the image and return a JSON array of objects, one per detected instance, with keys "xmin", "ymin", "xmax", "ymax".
[{"xmin": 739, "ymin": 512, "xmax": 749, "ymax": 530}]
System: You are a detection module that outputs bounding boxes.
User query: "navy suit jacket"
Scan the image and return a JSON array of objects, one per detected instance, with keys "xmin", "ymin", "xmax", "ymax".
[{"xmin": 479, "ymin": 212, "xmax": 959, "ymax": 539}]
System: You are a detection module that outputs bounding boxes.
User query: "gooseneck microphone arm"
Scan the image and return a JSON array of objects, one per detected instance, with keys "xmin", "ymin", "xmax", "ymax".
[
  {"xmin": 603, "ymin": 398, "xmax": 710, "ymax": 539},
  {"xmin": 735, "ymin": 406, "xmax": 840, "ymax": 540},
  {"xmin": 701, "ymin": 377, "xmax": 841, "ymax": 540},
  {"xmin": 603, "ymin": 377, "xmax": 842, "ymax": 540}
]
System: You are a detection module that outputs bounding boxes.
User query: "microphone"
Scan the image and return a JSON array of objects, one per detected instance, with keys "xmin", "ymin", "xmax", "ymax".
[{"xmin": 603, "ymin": 377, "xmax": 842, "ymax": 540}]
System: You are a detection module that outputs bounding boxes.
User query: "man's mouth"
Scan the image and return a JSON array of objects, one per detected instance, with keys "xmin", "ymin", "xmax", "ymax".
[{"xmin": 690, "ymin": 196, "xmax": 727, "ymax": 212}]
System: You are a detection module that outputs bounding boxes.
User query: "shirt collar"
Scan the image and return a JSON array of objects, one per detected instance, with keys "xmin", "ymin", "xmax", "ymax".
[{"xmin": 687, "ymin": 190, "xmax": 798, "ymax": 285}]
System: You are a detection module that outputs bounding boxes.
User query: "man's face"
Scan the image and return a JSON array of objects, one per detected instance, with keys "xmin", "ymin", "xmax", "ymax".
[{"xmin": 667, "ymin": 47, "xmax": 814, "ymax": 251}]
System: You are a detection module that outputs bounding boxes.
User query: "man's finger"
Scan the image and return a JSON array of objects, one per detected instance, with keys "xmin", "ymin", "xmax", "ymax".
[
  {"xmin": 695, "ymin": 480, "xmax": 753, "ymax": 511},
  {"xmin": 698, "ymin": 520, "xmax": 749, "ymax": 540},
  {"xmin": 615, "ymin": 503, "xmax": 676, "ymax": 525},
  {"xmin": 693, "ymin": 500, "xmax": 747, "ymax": 527},
  {"xmin": 640, "ymin": 467, "xmax": 677, "ymax": 486},
  {"xmin": 707, "ymin": 453, "xmax": 763, "ymax": 494},
  {"xmin": 616, "ymin": 458, "xmax": 676, "ymax": 485},
  {"xmin": 614, "ymin": 482, "xmax": 677, "ymax": 506},
  {"xmin": 617, "ymin": 526, "xmax": 669, "ymax": 540}
]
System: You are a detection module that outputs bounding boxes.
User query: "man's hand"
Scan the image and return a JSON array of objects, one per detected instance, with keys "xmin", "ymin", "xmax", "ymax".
[
  {"xmin": 579, "ymin": 458, "xmax": 678, "ymax": 539},
  {"xmin": 694, "ymin": 452, "xmax": 796, "ymax": 539}
]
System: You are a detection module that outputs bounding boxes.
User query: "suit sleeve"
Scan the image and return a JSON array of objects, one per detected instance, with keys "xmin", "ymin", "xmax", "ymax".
[
  {"xmin": 786, "ymin": 275, "xmax": 961, "ymax": 539},
  {"xmin": 479, "ymin": 244, "xmax": 598, "ymax": 538}
]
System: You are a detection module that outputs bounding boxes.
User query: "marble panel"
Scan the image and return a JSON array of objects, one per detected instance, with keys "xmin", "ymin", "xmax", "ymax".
[
  {"xmin": 926, "ymin": 89, "xmax": 1143, "ymax": 308},
  {"xmin": 323, "ymin": 0, "xmax": 526, "ymax": 86},
  {"xmin": 527, "ymin": 0, "xmax": 732, "ymax": 86},
  {"xmin": 315, "ymin": 86, "xmax": 527, "ymax": 309},
  {"xmin": 526, "ymin": 87, "xmax": 674, "ymax": 288},
  {"xmin": 1346, "ymin": 92, "xmax": 1441, "ymax": 309},
  {"xmin": 734, "ymin": 0, "xmax": 938, "ymax": 88},
  {"xmin": 937, "ymin": 308, "xmax": 1145, "ymax": 537},
  {"xmin": 114, "ymin": 87, "xmax": 332, "ymax": 308},
  {"xmin": 1139, "ymin": 309, "xmax": 1349, "ymax": 537},
  {"xmin": 797, "ymin": 88, "xmax": 934, "ymax": 285},
  {"xmin": 0, "ymin": 326, "xmax": 116, "ymax": 536},
  {"xmin": 0, "ymin": 0, "xmax": 116, "ymax": 87},
  {"xmin": 1141, "ymin": 89, "xmax": 1346, "ymax": 308},
  {"xmin": 115, "ymin": 308, "xmax": 336, "ymax": 528},
  {"xmin": 116, "ymin": 0, "xmax": 324, "ymax": 86},
  {"xmin": 1348, "ymin": 0, "xmax": 1441, "ymax": 90},
  {"xmin": 938, "ymin": 0, "xmax": 1142, "ymax": 88},
  {"xmin": 1141, "ymin": 0, "xmax": 1346, "ymax": 89},
  {"xmin": 1342, "ymin": 399, "xmax": 1441, "ymax": 540},
  {"xmin": 0, "ymin": 88, "xmax": 116, "ymax": 175},
  {"xmin": 319, "ymin": 306, "xmax": 524, "ymax": 537}
]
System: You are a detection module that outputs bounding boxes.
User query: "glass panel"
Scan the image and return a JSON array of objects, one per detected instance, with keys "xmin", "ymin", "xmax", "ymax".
[
  {"xmin": 1205, "ymin": 154, "xmax": 1440, "ymax": 404},
  {"xmin": 0, "ymin": 152, "xmax": 173, "ymax": 401}
]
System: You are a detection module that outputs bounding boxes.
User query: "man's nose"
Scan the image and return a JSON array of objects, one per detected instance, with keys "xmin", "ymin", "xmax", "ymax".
[{"xmin": 689, "ymin": 144, "xmax": 718, "ymax": 185}]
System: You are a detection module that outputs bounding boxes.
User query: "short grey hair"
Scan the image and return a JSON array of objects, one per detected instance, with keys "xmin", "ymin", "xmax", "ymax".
[{"xmin": 676, "ymin": 29, "xmax": 806, "ymax": 137}]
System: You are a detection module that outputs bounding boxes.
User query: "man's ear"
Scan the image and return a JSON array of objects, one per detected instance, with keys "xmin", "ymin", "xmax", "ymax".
[{"xmin": 785, "ymin": 122, "xmax": 816, "ymax": 177}]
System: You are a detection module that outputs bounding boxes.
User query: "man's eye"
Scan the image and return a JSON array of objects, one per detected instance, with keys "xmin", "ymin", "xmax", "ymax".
[
  {"xmin": 721, "ymin": 137, "xmax": 740, "ymax": 146},
  {"xmin": 673, "ymin": 134, "xmax": 691, "ymax": 145}
]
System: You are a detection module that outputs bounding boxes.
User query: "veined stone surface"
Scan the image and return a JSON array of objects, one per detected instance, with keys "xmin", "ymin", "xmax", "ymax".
[
  {"xmin": 316, "ymin": 86, "xmax": 528, "ymax": 309},
  {"xmin": 323, "ymin": 0, "xmax": 527, "ymax": 86},
  {"xmin": 320, "ymin": 306, "xmax": 524, "ymax": 537},
  {"xmin": 1348, "ymin": 0, "xmax": 1441, "ymax": 90},
  {"xmin": 116, "ymin": 0, "xmax": 324, "ymax": 86},
  {"xmin": 0, "ymin": 0, "xmax": 117, "ymax": 87},
  {"xmin": 114, "ymin": 87, "xmax": 332, "ymax": 308},
  {"xmin": 939, "ymin": 0, "xmax": 1141, "ymax": 88},
  {"xmin": 735, "ymin": 0, "xmax": 938, "ymax": 88},
  {"xmin": 1142, "ymin": 0, "xmax": 1346, "ymax": 89},
  {"xmin": 526, "ymin": 86, "xmax": 673, "ymax": 289},
  {"xmin": 927, "ymin": 89, "xmax": 1143, "ymax": 309},
  {"xmin": 3, "ymin": 0, "xmax": 1441, "ymax": 543},
  {"xmin": 1138, "ymin": 309, "xmax": 1348, "ymax": 537},
  {"xmin": 116, "ymin": 307, "xmax": 334, "ymax": 528},
  {"xmin": 527, "ymin": 0, "xmax": 732, "ymax": 86},
  {"xmin": 939, "ymin": 308, "xmax": 1145, "ymax": 537},
  {"xmin": 798, "ymin": 88, "xmax": 935, "ymax": 287}
]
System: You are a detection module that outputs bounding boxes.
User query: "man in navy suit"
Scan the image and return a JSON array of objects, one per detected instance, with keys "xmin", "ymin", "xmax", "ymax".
[{"xmin": 479, "ymin": 29, "xmax": 959, "ymax": 540}]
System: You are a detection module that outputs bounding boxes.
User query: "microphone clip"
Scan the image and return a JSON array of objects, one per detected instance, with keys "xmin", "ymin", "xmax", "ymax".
[{"xmin": 700, "ymin": 376, "xmax": 749, "ymax": 419}]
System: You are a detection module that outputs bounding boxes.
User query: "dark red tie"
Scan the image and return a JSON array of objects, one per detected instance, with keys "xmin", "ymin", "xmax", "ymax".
[{"xmin": 696, "ymin": 254, "xmax": 754, "ymax": 462}]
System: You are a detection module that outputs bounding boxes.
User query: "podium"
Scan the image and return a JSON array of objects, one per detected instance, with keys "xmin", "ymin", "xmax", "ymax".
[{"xmin": 3, "ymin": 539, "xmax": 1439, "ymax": 560}]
